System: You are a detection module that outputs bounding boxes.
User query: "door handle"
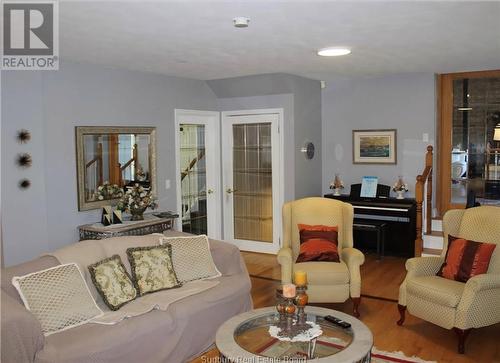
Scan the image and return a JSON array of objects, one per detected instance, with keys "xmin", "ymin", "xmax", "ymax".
[{"xmin": 226, "ymin": 188, "xmax": 237, "ymax": 194}]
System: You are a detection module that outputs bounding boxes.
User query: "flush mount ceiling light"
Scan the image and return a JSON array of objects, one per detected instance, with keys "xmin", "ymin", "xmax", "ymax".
[
  {"xmin": 317, "ymin": 47, "xmax": 351, "ymax": 57},
  {"xmin": 458, "ymin": 107, "xmax": 473, "ymax": 111},
  {"xmin": 233, "ymin": 17, "xmax": 250, "ymax": 28}
]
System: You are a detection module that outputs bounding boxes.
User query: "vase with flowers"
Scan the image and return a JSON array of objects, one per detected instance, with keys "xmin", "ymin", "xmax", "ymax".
[
  {"xmin": 96, "ymin": 182, "xmax": 123, "ymax": 201},
  {"xmin": 116, "ymin": 184, "xmax": 158, "ymax": 221},
  {"xmin": 392, "ymin": 176, "xmax": 409, "ymax": 199},
  {"xmin": 329, "ymin": 174, "xmax": 344, "ymax": 196}
]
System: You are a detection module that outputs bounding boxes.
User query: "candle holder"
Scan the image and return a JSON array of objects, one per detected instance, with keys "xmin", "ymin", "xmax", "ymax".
[
  {"xmin": 284, "ymin": 297, "xmax": 296, "ymax": 333},
  {"xmin": 295, "ymin": 285, "xmax": 309, "ymax": 326},
  {"xmin": 275, "ymin": 288, "xmax": 286, "ymax": 323}
]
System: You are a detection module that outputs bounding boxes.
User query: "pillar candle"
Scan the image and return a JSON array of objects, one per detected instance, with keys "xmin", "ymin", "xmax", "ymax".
[
  {"xmin": 294, "ymin": 270, "xmax": 307, "ymax": 286},
  {"xmin": 282, "ymin": 283, "xmax": 296, "ymax": 298}
]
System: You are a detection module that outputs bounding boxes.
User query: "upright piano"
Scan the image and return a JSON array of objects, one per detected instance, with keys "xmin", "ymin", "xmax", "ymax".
[{"xmin": 324, "ymin": 194, "xmax": 417, "ymax": 257}]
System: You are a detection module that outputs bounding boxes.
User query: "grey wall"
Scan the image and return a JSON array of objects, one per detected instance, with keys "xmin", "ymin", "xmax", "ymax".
[
  {"xmin": 209, "ymin": 73, "xmax": 322, "ymax": 200},
  {"xmin": 2, "ymin": 61, "xmax": 218, "ymax": 266},
  {"xmin": 322, "ymin": 73, "xmax": 436, "ymax": 197}
]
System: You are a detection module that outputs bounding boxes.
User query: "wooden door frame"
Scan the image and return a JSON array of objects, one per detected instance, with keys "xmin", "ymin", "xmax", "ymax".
[{"xmin": 437, "ymin": 69, "xmax": 500, "ymax": 215}]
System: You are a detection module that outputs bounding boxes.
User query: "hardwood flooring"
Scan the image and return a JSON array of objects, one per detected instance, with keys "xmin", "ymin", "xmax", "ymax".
[{"xmin": 191, "ymin": 251, "xmax": 500, "ymax": 363}]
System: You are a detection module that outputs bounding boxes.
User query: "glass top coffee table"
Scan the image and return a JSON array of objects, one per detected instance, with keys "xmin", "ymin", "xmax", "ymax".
[{"xmin": 216, "ymin": 306, "xmax": 373, "ymax": 362}]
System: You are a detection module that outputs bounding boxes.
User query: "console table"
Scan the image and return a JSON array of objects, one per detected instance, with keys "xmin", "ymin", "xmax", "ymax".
[{"xmin": 78, "ymin": 213, "xmax": 178, "ymax": 240}]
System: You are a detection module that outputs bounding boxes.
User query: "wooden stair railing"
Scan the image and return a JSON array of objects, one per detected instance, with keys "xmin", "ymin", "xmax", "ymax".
[
  {"xmin": 181, "ymin": 150, "xmax": 205, "ymax": 181},
  {"xmin": 85, "ymin": 143, "xmax": 103, "ymax": 187},
  {"xmin": 119, "ymin": 144, "xmax": 138, "ymax": 186},
  {"xmin": 415, "ymin": 145, "xmax": 434, "ymax": 256}
]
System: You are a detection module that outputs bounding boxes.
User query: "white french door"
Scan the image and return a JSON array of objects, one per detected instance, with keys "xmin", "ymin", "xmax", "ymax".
[
  {"xmin": 175, "ymin": 110, "xmax": 221, "ymax": 239},
  {"xmin": 222, "ymin": 112, "xmax": 282, "ymax": 253}
]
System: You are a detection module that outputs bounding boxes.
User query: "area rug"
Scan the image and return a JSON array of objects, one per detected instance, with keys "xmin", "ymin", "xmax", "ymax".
[{"xmin": 372, "ymin": 347, "xmax": 436, "ymax": 363}]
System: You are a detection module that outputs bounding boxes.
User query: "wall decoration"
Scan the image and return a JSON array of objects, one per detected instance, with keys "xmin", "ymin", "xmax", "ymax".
[
  {"xmin": 112, "ymin": 210, "xmax": 123, "ymax": 224},
  {"xmin": 75, "ymin": 126, "xmax": 157, "ymax": 211},
  {"xmin": 19, "ymin": 179, "xmax": 31, "ymax": 189},
  {"xmin": 16, "ymin": 129, "xmax": 31, "ymax": 144},
  {"xmin": 16, "ymin": 153, "xmax": 32, "ymax": 168},
  {"xmin": 300, "ymin": 142, "xmax": 315, "ymax": 160},
  {"xmin": 101, "ymin": 206, "xmax": 112, "ymax": 226},
  {"xmin": 352, "ymin": 129, "xmax": 397, "ymax": 164}
]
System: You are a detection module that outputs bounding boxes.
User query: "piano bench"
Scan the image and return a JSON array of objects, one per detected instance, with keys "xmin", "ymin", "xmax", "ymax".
[{"xmin": 353, "ymin": 219, "xmax": 387, "ymax": 260}]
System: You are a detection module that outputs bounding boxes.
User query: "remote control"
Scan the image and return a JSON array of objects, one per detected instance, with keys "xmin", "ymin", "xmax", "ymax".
[{"xmin": 324, "ymin": 315, "xmax": 351, "ymax": 329}]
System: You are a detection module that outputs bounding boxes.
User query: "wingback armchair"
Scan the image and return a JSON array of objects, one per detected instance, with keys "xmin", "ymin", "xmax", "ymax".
[
  {"xmin": 277, "ymin": 197, "xmax": 365, "ymax": 316},
  {"xmin": 398, "ymin": 206, "xmax": 500, "ymax": 353}
]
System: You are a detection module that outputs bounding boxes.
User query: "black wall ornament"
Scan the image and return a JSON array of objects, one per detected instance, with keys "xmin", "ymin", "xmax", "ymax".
[
  {"xmin": 16, "ymin": 153, "xmax": 32, "ymax": 168},
  {"xmin": 16, "ymin": 129, "xmax": 31, "ymax": 144},
  {"xmin": 19, "ymin": 179, "xmax": 31, "ymax": 189}
]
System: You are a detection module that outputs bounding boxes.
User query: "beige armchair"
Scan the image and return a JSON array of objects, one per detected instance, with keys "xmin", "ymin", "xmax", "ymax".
[
  {"xmin": 398, "ymin": 206, "xmax": 500, "ymax": 353},
  {"xmin": 277, "ymin": 197, "xmax": 365, "ymax": 317}
]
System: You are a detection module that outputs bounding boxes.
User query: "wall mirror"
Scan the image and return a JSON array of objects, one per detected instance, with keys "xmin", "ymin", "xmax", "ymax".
[{"xmin": 76, "ymin": 126, "xmax": 157, "ymax": 211}]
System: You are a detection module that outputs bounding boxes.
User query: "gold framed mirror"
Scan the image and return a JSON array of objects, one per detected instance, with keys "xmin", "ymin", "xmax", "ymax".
[{"xmin": 76, "ymin": 126, "xmax": 157, "ymax": 211}]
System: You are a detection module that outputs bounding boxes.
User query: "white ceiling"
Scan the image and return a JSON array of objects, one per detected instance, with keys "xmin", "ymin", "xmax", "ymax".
[{"xmin": 60, "ymin": 1, "xmax": 500, "ymax": 81}]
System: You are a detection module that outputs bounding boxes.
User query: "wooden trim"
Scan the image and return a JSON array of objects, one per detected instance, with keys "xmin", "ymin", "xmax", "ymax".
[
  {"xmin": 436, "ymin": 69, "xmax": 500, "ymax": 216},
  {"xmin": 442, "ymin": 69, "xmax": 500, "ymax": 79},
  {"xmin": 415, "ymin": 145, "xmax": 433, "ymax": 256}
]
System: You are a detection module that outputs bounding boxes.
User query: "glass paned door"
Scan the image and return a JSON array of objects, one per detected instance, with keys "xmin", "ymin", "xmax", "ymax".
[
  {"xmin": 175, "ymin": 110, "xmax": 221, "ymax": 239},
  {"xmin": 223, "ymin": 113, "xmax": 281, "ymax": 253},
  {"xmin": 233, "ymin": 123, "xmax": 273, "ymax": 242},
  {"xmin": 450, "ymin": 76, "xmax": 500, "ymax": 206},
  {"xmin": 179, "ymin": 124, "xmax": 208, "ymax": 235}
]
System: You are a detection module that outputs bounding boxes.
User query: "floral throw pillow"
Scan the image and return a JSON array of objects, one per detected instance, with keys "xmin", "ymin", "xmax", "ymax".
[
  {"xmin": 126, "ymin": 245, "xmax": 181, "ymax": 296},
  {"xmin": 88, "ymin": 255, "xmax": 137, "ymax": 311}
]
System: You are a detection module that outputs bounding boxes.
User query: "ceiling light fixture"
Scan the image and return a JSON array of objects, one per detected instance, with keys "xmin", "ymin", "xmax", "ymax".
[
  {"xmin": 233, "ymin": 17, "xmax": 250, "ymax": 28},
  {"xmin": 317, "ymin": 47, "xmax": 351, "ymax": 57},
  {"xmin": 458, "ymin": 107, "xmax": 473, "ymax": 111}
]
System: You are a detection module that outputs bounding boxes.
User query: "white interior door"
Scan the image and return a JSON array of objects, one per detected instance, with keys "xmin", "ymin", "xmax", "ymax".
[
  {"xmin": 222, "ymin": 112, "xmax": 282, "ymax": 253},
  {"xmin": 175, "ymin": 110, "xmax": 221, "ymax": 239}
]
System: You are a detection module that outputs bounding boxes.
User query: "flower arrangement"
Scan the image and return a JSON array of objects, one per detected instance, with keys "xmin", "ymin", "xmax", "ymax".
[
  {"xmin": 116, "ymin": 184, "xmax": 157, "ymax": 220},
  {"xmin": 329, "ymin": 174, "xmax": 344, "ymax": 190},
  {"xmin": 96, "ymin": 182, "xmax": 123, "ymax": 200},
  {"xmin": 392, "ymin": 176, "xmax": 409, "ymax": 192}
]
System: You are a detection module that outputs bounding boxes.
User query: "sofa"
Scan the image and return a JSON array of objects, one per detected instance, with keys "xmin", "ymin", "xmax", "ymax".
[{"xmin": 1, "ymin": 231, "xmax": 253, "ymax": 363}]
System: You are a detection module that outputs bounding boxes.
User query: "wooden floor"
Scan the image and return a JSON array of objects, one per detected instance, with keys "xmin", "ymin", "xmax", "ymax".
[{"xmin": 191, "ymin": 251, "xmax": 500, "ymax": 363}]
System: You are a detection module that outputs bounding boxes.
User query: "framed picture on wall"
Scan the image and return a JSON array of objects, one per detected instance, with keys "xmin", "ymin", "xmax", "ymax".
[{"xmin": 352, "ymin": 129, "xmax": 397, "ymax": 164}]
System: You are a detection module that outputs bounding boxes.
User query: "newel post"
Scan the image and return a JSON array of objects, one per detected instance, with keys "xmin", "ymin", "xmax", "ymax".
[{"xmin": 415, "ymin": 175, "xmax": 424, "ymax": 257}]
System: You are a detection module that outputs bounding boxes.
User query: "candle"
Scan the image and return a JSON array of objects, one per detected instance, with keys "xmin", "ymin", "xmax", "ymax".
[
  {"xmin": 294, "ymin": 270, "xmax": 307, "ymax": 286},
  {"xmin": 282, "ymin": 284, "xmax": 296, "ymax": 298}
]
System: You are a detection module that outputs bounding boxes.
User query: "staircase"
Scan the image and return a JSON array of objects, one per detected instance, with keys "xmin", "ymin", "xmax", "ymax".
[
  {"xmin": 415, "ymin": 145, "xmax": 445, "ymax": 257},
  {"xmin": 422, "ymin": 218, "xmax": 444, "ymax": 256}
]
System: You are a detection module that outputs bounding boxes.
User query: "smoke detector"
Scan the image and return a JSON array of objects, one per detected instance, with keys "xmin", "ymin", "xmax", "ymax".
[{"xmin": 233, "ymin": 17, "xmax": 250, "ymax": 28}]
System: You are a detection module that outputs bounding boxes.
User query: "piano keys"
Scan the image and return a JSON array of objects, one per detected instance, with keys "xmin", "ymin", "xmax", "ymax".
[{"xmin": 324, "ymin": 194, "xmax": 417, "ymax": 257}]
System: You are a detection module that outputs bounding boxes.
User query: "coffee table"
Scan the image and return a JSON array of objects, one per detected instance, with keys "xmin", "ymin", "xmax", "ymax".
[{"xmin": 216, "ymin": 306, "xmax": 373, "ymax": 362}]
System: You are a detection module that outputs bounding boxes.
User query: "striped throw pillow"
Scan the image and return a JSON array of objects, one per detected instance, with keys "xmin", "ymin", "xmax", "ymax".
[{"xmin": 437, "ymin": 235, "xmax": 496, "ymax": 282}]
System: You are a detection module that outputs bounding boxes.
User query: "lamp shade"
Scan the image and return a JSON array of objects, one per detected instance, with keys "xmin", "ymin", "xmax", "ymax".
[{"xmin": 495, "ymin": 127, "xmax": 500, "ymax": 141}]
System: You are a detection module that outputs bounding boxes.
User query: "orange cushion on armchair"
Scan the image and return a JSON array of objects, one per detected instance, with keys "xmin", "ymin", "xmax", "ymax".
[
  {"xmin": 437, "ymin": 235, "xmax": 496, "ymax": 282},
  {"xmin": 296, "ymin": 224, "xmax": 339, "ymax": 263}
]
